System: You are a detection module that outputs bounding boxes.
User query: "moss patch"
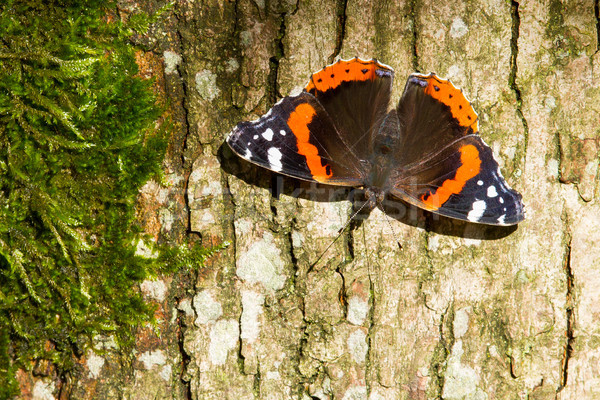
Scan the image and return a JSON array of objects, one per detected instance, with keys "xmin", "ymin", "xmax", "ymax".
[{"xmin": 0, "ymin": 0, "xmax": 220, "ymax": 396}]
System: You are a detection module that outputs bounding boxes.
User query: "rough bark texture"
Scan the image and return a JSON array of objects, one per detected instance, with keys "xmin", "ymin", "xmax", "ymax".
[{"xmin": 25, "ymin": 0, "xmax": 600, "ymax": 399}]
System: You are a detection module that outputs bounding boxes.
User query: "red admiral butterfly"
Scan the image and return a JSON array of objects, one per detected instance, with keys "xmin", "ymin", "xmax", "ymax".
[{"xmin": 227, "ymin": 58, "xmax": 525, "ymax": 225}]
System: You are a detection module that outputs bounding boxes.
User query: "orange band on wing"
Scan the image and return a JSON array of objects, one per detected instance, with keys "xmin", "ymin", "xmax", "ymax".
[
  {"xmin": 287, "ymin": 103, "xmax": 332, "ymax": 182},
  {"xmin": 422, "ymin": 76, "xmax": 479, "ymax": 132},
  {"xmin": 305, "ymin": 59, "xmax": 392, "ymax": 94},
  {"xmin": 420, "ymin": 144, "xmax": 481, "ymax": 210}
]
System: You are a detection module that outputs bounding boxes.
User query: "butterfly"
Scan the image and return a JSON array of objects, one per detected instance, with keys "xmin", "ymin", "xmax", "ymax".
[{"xmin": 227, "ymin": 58, "xmax": 525, "ymax": 225}]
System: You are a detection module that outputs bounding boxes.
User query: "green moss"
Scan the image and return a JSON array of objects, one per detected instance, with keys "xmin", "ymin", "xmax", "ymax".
[{"xmin": 0, "ymin": 0, "xmax": 218, "ymax": 396}]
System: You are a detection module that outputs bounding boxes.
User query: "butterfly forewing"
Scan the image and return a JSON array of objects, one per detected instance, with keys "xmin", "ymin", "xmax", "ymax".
[
  {"xmin": 227, "ymin": 92, "xmax": 364, "ymax": 185},
  {"xmin": 305, "ymin": 58, "xmax": 394, "ymax": 161},
  {"xmin": 394, "ymin": 74, "xmax": 477, "ymax": 167}
]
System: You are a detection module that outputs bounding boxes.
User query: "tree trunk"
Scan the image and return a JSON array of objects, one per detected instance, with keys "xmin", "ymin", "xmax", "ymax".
[{"xmin": 55, "ymin": 0, "xmax": 600, "ymax": 399}]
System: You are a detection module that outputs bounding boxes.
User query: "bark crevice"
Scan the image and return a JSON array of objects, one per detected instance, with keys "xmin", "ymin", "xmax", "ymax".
[
  {"xmin": 409, "ymin": 0, "xmax": 420, "ymax": 71},
  {"xmin": 595, "ymin": 0, "xmax": 600, "ymax": 52},
  {"xmin": 509, "ymin": 0, "xmax": 529, "ymax": 163},
  {"xmin": 431, "ymin": 304, "xmax": 453, "ymax": 398},
  {"xmin": 336, "ymin": 266, "xmax": 348, "ymax": 319},
  {"xmin": 267, "ymin": 11, "xmax": 288, "ymax": 104},
  {"xmin": 171, "ymin": 10, "xmax": 191, "ymax": 168},
  {"xmin": 364, "ymin": 268, "xmax": 376, "ymax": 396},
  {"xmin": 557, "ymin": 238, "xmax": 575, "ymax": 394},
  {"xmin": 171, "ymin": 10, "xmax": 194, "ymax": 234},
  {"xmin": 329, "ymin": 0, "xmax": 348, "ymax": 63},
  {"xmin": 176, "ymin": 311, "xmax": 193, "ymax": 400}
]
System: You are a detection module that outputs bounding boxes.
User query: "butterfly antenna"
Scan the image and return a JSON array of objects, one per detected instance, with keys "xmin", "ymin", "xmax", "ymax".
[
  {"xmin": 310, "ymin": 197, "xmax": 372, "ymax": 270},
  {"xmin": 379, "ymin": 198, "xmax": 403, "ymax": 250}
]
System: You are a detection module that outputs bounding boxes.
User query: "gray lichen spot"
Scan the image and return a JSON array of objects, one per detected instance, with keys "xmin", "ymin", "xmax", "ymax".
[
  {"xmin": 191, "ymin": 209, "xmax": 216, "ymax": 231},
  {"xmin": 428, "ymin": 234, "xmax": 441, "ymax": 251},
  {"xmin": 234, "ymin": 218, "xmax": 253, "ymax": 236},
  {"xmin": 159, "ymin": 208, "xmax": 174, "ymax": 232},
  {"xmin": 342, "ymin": 385, "xmax": 368, "ymax": 400},
  {"xmin": 163, "ymin": 50, "xmax": 182, "ymax": 75},
  {"xmin": 86, "ymin": 350, "xmax": 105, "ymax": 379},
  {"xmin": 208, "ymin": 319, "xmax": 240, "ymax": 365},
  {"xmin": 265, "ymin": 369, "xmax": 281, "ymax": 381},
  {"xmin": 347, "ymin": 329, "xmax": 368, "ymax": 363},
  {"xmin": 32, "ymin": 380, "xmax": 55, "ymax": 400},
  {"xmin": 291, "ymin": 230, "xmax": 304, "ymax": 248},
  {"xmin": 195, "ymin": 69, "xmax": 221, "ymax": 101},
  {"xmin": 240, "ymin": 289, "xmax": 265, "ymax": 343},
  {"xmin": 193, "ymin": 290, "xmax": 223, "ymax": 326},
  {"xmin": 135, "ymin": 238, "xmax": 158, "ymax": 259},
  {"xmin": 93, "ymin": 334, "xmax": 118, "ymax": 351},
  {"xmin": 585, "ymin": 160, "xmax": 597, "ymax": 176},
  {"xmin": 453, "ymin": 308, "xmax": 470, "ymax": 338},
  {"xmin": 368, "ymin": 389, "xmax": 387, "ymax": 400},
  {"xmin": 447, "ymin": 64, "xmax": 461, "ymax": 80},
  {"xmin": 347, "ymin": 296, "xmax": 369, "ymax": 325},
  {"xmin": 442, "ymin": 341, "xmax": 487, "ymax": 400},
  {"xmin": 226, "ymin": 58, "xmax": 239, "ymax": 73},
  {"xmin": 139, "ymin": 349, "xmax": 167, "ymax": 370},
  {"xmin": 189, "ymin": 156, "xmax": 224, "ymax": 234},
  {"xmin": 240, "ymin": 31, "xmax": 252, "ymax": 47},
  {"xmin": 140, "ymin": 279, "xmax": 167, "ymax": 302},
  {"xmin": 544, "ymin": 95, "xmax": 557, "ymax": 111},
  {"xmin": 159, "ymin": 364, "xmax": 172, "ymax": 381},
  {"xmin": 189, "ymin": 166, "xmax": 223, "ymax": 198},
  {"xmin": 237, "ymin": 232, "xmax": 287, "ymax": 291},
  {"xmin": 450, "ymin": 17, "xmax": 469, "ymax": 38},
  {"xmin": 178, "ymin": 298, "xmax": 194, "ymax": 317}
]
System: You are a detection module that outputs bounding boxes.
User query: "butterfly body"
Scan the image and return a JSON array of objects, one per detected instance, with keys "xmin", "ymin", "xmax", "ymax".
[{"xmin": 227, "ymin": 58, "xmax": 525, "ymax": 226}]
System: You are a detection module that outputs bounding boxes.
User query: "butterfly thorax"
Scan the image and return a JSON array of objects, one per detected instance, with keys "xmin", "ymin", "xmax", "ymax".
[{"xmin": 365, "ymin": 110, "xmax": 400, "ymax": 191}]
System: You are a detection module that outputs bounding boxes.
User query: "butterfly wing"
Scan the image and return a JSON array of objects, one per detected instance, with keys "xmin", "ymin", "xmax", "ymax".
[
  {"xmin": 227, "ymin": 92, "xmax": 364, "ymax": 185},
  {"xmin": 390, "ymin": 74, "xmax": 525, "ymax": 225},
  {"xmin": 227, "ymin": 58, "xmax": 395, "ymax": 186},
  {"xmin": 305, "ymin": 58, "xmax": 394, "ymax": 160}
]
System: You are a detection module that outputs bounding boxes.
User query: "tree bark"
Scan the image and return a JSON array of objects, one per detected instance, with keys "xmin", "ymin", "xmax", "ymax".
[{"xmin": 51, "ymin": 0, "xmax": 600, "ymax": 399}]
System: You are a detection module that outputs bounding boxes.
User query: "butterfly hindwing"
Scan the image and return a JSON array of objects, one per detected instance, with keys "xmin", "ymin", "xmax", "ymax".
[
  {"xmin": 227, "ymin": 92, "xmax": 364, "ymax": 185},
  {"xmin": 434, "ymin": 138, "xmax": 525, "ymax": 225}
]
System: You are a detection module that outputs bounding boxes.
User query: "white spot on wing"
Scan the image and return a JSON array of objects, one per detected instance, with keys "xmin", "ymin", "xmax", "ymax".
[
  {"xmin": 499, "ymin": 197, "xmax": 504, "ymax": 204},
  {"xmin": 262, "ymin": 128, "xmax": 274, "ymax": 141},
  {"xmin": 497, "ymin": 214, "xmax": 506, "ymax": 225},
  {"xmin": 253, "ymin": 135, "xmax": 258, "ymax": 140},
  {"xmin": 487, "ymin": 185, "xmax": 498, "ymax": 198},
  {"xmin": 244, "ymin": 149, "xmax": 252, "ymax": 159},
  {"xmin": 477, "ymin": 180, "xmax": 483, "ymax": 186},
  {"xmin": 279, "ymin": 130, "xmax": 286, "ymax": 136},
  {"xmin": 467, "ymin": 200, "xmax": 487, "ymax": 222},
  {"xmin": 267, "ymin": 147, "xmax": 282, "ymax": 171}
]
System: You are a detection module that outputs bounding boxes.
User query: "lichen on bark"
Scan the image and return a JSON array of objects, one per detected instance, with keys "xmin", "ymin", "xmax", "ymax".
[{"xmin": 15, "ymin": 0, "xmax": 600, "ymax": 398}]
